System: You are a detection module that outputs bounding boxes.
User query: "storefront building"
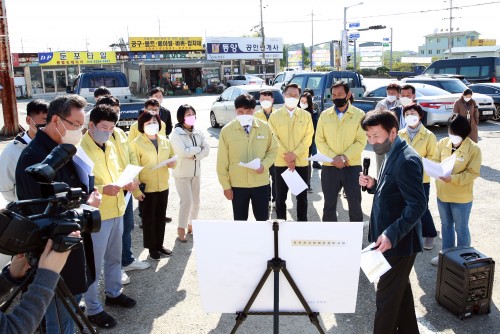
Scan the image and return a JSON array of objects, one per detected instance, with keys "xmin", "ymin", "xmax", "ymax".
[
  {"xmin": 205, "ymin": 37, "xmax": 283, "ymax": 84},
  {"xmin": 125, "ymin": 37, "xmax": 221, "ymax": 95}
]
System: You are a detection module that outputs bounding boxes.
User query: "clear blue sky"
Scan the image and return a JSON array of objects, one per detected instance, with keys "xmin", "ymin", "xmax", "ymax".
[{"xmin": 5, "ymin": 0, "xmax": 500, "ymax": 53}]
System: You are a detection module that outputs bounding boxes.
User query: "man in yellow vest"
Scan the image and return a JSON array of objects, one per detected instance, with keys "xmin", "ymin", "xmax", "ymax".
[
  {"xmin": 268, "ymin": 83, "xmax": 314, "ymax": 221},
  {"xmin": 82, "ymin": 105, "xmax": 138, "ymax": 329},
  {"xmin": 217, "ymin": 93, "xmax": 277, "ymax": 221},
  {"xmin": 316, "ymin": 81, "xmax": 367, "ymax": 222}
]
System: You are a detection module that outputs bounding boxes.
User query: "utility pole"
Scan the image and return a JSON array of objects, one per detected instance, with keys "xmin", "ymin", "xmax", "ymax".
[
  {"xmin": 448, "ymin": 0, "xmax": 453, "ymax": 57},
  {"xmin": 260, "ymin": 0, "xmax": 266, "ymax": 83},
  {"xmin": 310, "ymin": 9, "xmax": 314, "ymax": 70},
  {"xmin": 0, "ymin": 0, "xmax": 20, "ymax": 136}
]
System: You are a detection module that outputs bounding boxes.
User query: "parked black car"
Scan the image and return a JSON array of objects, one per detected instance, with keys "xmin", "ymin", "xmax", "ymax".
[{"xmin": 469, "ymin": 83, "xmax": 500, "ymax": 121}]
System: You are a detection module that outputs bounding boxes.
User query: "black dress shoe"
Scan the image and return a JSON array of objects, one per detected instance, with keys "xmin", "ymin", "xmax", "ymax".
[
  {"xmin": 158, "ymin": 247, "xmax": 172, "ymax": 256},
  {"xmin": 88, "ymin": 311, "xmax": 117, "ymax": 328},
  {"xmin": 105, "ymin": 293, "xmax": 136, "ymax": 308},
  {"xmin": 164, "ymin": 216, "xmax": 172, "ymax": 223}
]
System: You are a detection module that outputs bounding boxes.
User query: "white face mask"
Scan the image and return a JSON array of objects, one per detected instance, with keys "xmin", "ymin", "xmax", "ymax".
[
  {"xmin": 386, "ymin": 95, "xmax": 397, "ymax": 103},
  {"xmin": 405, "ymin": 115, "xmax": 420, "ymax": 127},
  {"xmin": 144, "ymin": 122, "xmax": 159, "ymax": 136},
  {"xmin": 57, "ymin": 121, "xmax": 82, "ymax": 146},
  {"xmin": 260, "ymin": 100, "xmax": 272, "ymax": 109},
  {"xmin": 236, "ymin": 114, "xmax": 254, "ymax": 127},
  {"xmin": 400, "ymin": 97, "xmax": 413, "ymax": 107},
  {"xmin": 449, "ymin": 134, "xmax": 463, "ymax": 145},
  {"xmin": 299, "ymin": 103, "xmax": 308, "ymax": 109},
  {"xmin": 464, "ymin": 97, "xmax": 471, "ymax": 102},
  {"xmin": 285, "ymin": 97, "xmax": 299, "ymax": 109}
]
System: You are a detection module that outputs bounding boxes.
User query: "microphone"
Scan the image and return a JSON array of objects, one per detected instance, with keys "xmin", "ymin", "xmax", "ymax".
[{"xmin": 362, "ymin": 158, "xmax": 370, "ymax": 192}]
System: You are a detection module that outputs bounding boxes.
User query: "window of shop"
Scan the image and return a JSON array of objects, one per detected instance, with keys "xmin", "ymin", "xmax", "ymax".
[{"xmin": 30, "ymin": 66, "xmax": 43, "ymax": 94}]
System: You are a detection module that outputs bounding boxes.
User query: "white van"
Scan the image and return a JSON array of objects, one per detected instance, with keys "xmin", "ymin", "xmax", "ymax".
[{"xmin": 270, "ymin": 68, "xmax": 305, "ymax": 90}]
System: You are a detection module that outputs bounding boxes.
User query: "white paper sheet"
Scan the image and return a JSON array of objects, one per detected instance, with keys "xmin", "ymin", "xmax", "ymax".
[
  {"xmin": 360, "ymin": 242, "xmax": 392, "ymax": 283},
  {"xmin": 238, "ymin": 158, "xmax": 261, "ymax": 170},
  {"xmin": 281, "ymin": 169, "xmax": 308, "ymax": 195},
  {"xmin": 115, "ymin": 164, "xmax": 144, "ymax": 187},
  {"xmin": 193, "ymin": 220, "xmax": 363, "ymax": 313},
  {"xmin": 307, "ymin": 152, "xmax": 333, "ymax": 163},
  {"xmin": 151, "ymin": 155, "xmax": 178, "ymax": 170},
  {"xmin": 423, "ymin": 154, "xmax": 456, "ymax": 179},
  {"xmin": 73, "ymin": 147, "xmax": 94, "ymax": 191}
]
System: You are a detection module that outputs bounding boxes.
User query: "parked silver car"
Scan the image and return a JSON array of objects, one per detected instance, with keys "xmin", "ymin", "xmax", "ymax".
[
  {"xmin": 210, "ymin": 85, "xmax": 284, "ymax": 128},
  {"xmin": 226, "ymin": 75, "xmax": 264, "ymax": 87},
  {"xmin": 363, "ymin": 83, "xmax": 495, "ymax": 126}
]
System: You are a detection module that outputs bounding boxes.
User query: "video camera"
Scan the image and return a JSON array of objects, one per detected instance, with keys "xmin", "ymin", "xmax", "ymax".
[{"xmin": 0, "ymin": 144, "xmax": 101, "ymax": 257}]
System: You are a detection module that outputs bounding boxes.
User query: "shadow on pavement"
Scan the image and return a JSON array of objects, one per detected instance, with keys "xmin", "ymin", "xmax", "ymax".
[{"xmin": 479, "ymin": 165, "xmax": 500, "ymax": 182}]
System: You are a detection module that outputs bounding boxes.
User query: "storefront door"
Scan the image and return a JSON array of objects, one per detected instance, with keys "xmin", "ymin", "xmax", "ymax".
[{"xmin": 42, "ymin": 69, "xmax": 67, "ymax": 93}]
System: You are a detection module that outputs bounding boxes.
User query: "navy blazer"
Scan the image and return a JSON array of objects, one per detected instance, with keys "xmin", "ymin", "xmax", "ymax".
[{"xmin": 368, "ymin": 136, "xmax": 426, "ymax": 256}]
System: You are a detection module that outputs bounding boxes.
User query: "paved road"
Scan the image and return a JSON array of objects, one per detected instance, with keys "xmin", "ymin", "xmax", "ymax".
[{"xmin": 1, "ymin": 95, "xmax": 499, "ymax": 333}]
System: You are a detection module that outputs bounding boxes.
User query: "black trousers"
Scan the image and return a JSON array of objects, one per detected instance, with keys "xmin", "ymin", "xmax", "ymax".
[
  {"xmin": 232, "ymin": 185, "xmax": 269, "ymax": 221},
  {"xmin": 142, "ymin": 189, "xmax": 169, "ymax": 251},
  {"xmin": 275, "ymin": 166, "xmax": 308, "ymax": 221},
  {"xmin": 421, "ymin": 183, "xmax": 437, "ymax": 238},
  {"xmin": 374, "ymin": 253, "xmax": 419, "ymax": 334},
  {"xmin": 268, "ymin": 165, "xmax": 277, "ymax": 202},
  {"xmin": 321, "ymin": 165, "xmax": 363, "ymax": 222}
]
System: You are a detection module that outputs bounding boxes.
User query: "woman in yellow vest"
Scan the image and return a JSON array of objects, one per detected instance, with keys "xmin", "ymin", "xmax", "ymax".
[
  {"xmin": 398, "ymin": 104, "xmax": 438, "ymax": 250},
  {"xmin": 431, "ymin": 114, "xmax": 482, "ymax": 266},
  {"xmin": 130, "ymin": 111, "xmax": 176, "ymax": 260}
]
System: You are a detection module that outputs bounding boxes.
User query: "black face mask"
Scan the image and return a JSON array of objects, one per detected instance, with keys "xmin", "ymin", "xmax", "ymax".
[
  {"xmin": 333, "ymin": 97, "xmax": 348, "ymax": 109},
  {"xmin": 35, "ymin": 124, "xmax": 45, "ymax": 130}
]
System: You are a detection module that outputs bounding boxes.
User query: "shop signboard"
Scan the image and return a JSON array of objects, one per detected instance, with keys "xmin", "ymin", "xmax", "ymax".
[
  {"xmin": 12, "ymin": 53, "xmax": 39, "ymax": 66},
  {"xmin": 120, "ymin": 51, "xmax": 205, "ymax": 62},
  {"xmin": 359, "ymin": 42, "xmax": 384, "ymax": 70},
  {"xmin": 312, "ymin": 49, "xmax": 331, "ymax": 67},
  {"xmin": 38, "ymin": 51, "xmax": 117, "ymax": 66},
  {"xmin": 129, "ymin": 37, "xmax": 203, "ymax": 51},
  {"xmin": 206, "ymin": 37, "xmax": 283, "ymax": 60}
]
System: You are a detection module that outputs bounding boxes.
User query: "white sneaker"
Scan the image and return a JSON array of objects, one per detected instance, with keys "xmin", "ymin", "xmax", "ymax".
[
  {"xmin": 121, "ymin": 270, "xmax": 130, "ymax": 285},
  {"xmin": 431, "ymin": 256, "xmax": 439, "ymax": 266},
  {"xmin": 123, "ymin": 260, "xmax": 151, "ymax": 272}
]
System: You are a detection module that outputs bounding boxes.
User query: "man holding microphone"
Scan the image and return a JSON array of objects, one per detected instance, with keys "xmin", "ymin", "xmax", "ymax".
[{"xmin": 359, "ymin": 110, "xmax": 426, "ymax": 334}]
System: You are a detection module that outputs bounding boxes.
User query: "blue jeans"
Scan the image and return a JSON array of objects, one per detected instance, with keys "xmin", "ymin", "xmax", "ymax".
[
  {"xmin": 122, "ymin": 198, "xmax": 135, "ymax": 267},
  {"xmin": 84, "ymin": 217, "xmax": 123, "ymax": 316},
  {"xmin": 437, "ymin": 199, "xmax": 473, "ymax": 250},
  {"xmin": 45, "ymin": 294, "xmax": 82, "ymax": 334}
]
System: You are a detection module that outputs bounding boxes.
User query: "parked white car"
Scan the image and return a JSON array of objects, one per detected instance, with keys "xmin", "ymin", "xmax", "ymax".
[{"xmin": 226, "ymin": 75, "xmax": 264, "ymax": 87}]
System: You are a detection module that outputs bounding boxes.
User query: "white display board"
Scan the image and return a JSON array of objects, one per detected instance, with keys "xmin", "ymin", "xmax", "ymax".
[{"xmin": 193, "ymin": 220, "xmax": 363, "ymax": 313}]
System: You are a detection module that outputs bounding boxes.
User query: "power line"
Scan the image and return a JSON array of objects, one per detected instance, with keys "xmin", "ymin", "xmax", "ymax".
[{"xmin": 264, "ymin": 1, "xmax": 500, "ymax": 24}]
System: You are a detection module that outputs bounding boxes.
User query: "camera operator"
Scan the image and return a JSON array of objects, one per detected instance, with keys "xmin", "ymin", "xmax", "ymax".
[
  {"xmin": 0, "ymin": 233, "xmax": 77, "ymax": 333},
  {"xmin": 15, "ymin": 95, "xmax": 100, "ymax": 334}
]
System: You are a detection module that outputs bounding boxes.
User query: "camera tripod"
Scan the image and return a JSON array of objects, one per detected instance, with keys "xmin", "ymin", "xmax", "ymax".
[
  {"xmin": 230, "ymin": 221, "xmax": 325, "ymax": 334},
  {"xmin": 1, "ymin": 265, "xmax": 98, "ymax": 334}
]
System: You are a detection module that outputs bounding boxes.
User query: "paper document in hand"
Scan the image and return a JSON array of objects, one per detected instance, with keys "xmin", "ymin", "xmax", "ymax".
[
  {"xmin": 307, "ymin": 153, "xmax": 333, "ymax": 163},
  {"xmin": 422, "ymin": 155, "xmax": 456, "ymax": 179},
  {"xmin": 152, "ymin": 155, "xmax": 178, "ymax": 170},
  {"xmin": 73, "ymin": 147, "xmax": 94, "ymax": 190},
  {"xmin": 238, "ymin": 158, "xmax": 261, "ymax": 170},
  {"xmin": 360, "ymin": 243, "xmax": 392, "ymax": 283},
  {"xmin": 115, "ymin": 164, "xmax": 144, "ymax": 187},
  {"xmin": 281, "ymin": 169, "xmax": 308, "ymax": 196}
]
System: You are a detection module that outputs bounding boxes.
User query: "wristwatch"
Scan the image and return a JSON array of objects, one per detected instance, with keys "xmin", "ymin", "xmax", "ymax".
[{"xmin": 340, "ymin": 156, "xmax": 346, "ymax": 163}]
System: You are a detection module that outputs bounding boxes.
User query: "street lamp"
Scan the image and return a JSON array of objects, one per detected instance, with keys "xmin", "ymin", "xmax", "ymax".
[{"xmin": 342, "ymin": 1, "xmax": 363, "ymax": 70}]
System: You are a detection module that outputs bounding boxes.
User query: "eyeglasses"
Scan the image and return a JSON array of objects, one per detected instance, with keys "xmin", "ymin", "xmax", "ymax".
[{"xmin": 60, "ymin": 116, "xmax": 84, "ymax": 131}]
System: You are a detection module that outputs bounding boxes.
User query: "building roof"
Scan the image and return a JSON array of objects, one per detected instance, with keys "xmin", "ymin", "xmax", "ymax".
[
  {"xmin": 424, "ymin": 30, "xmax": 480, "ymax": 38},
  {"xmin": 444, "ymin": 46, "xmax": 500, "ymax": 54}
]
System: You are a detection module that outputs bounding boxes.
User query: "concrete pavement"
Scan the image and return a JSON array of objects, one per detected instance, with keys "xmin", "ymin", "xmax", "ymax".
[{"xmin": 1, "ymin": 96, "xmax": 499, "ymax": 333}]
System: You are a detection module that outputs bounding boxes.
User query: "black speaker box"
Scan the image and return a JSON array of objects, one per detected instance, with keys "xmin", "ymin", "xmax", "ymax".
[{"xmin": 435, "ymin": 246, "xmax": 495, "ymax": 319}]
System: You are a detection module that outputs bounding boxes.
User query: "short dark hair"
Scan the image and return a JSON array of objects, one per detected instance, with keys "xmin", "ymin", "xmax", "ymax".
[
  {"xmin": 361, "ymin": 109, "xmax": 399, "ymax": 133},
  {"xmin": 138, "ymin": 111, "xmax": 162, "ymax": 133},
  {"xmin": 448, "ymin": 113, "xmax": 471, "ymax": 139},
  {"xmin": 94, "ymin": 86, "xmax": 111, "ymax": 98},
  {"xmin": 144, "ymin": 98, "xmax": 160, "ymax": 109},
  {"xmin": 26, "ymin": 99, "xmax": 48, "ymax": 117},
  {"xmin": 95, "ymin": 95, "xmax": 120, "ymax": 108},
  {"xmin": 386, "ymin": 83, "xmax": 401, "ymax": 93},
  {"xmin": 303, "ymin": 88, "xmax": 315, "ymax": 96},
  {"xmin": 330, "ymin": 81, "xmax": 350, "ymax": 95},
  {"xmin": 403, "ymin": 104, "xmax": 425, "ymax": 119},
  {"xmin": 463, "ymin": 88, "xmax": 473, "ymax": 96},
  {"xmin": 177, "ymin": 104, "xmax": 196, "ymax": 125},
  {"xmin": 148, "ymin": 87, "xmax": 164, "ymax": 96},
  {"xmin": 259, "ymin": 89, "xmax": 273, "ymax": 97},
  {"xmin": 284, "ymin": 83, "xmax": 301, "ymax": 95},
  {"xmin": 234, "ymin": 93, "xmax": 256, "ymax": 109},
  {"xmin": 401, "ymin": 84, "xmax": 416, "ymax": 94},
  {"xmin": 47, "ymin": 95, "xmax": 87, "ymax": 123},
  {"xmin": 89, "ymin": 104, "xmax": 118, "ymax": 125}
]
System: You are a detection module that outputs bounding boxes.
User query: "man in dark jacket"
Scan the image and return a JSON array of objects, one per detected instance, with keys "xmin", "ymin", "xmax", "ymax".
[
  {"xmin": 149, "ymin": 87, "xmax": 173, "ymax": 136},
  {"xmin": 359, "ymin": 110, "xmax": 426, "ymax": 334},
  {"xmin": 15, "ymin": 94, "xmax": 99, "ymax": 334}
]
